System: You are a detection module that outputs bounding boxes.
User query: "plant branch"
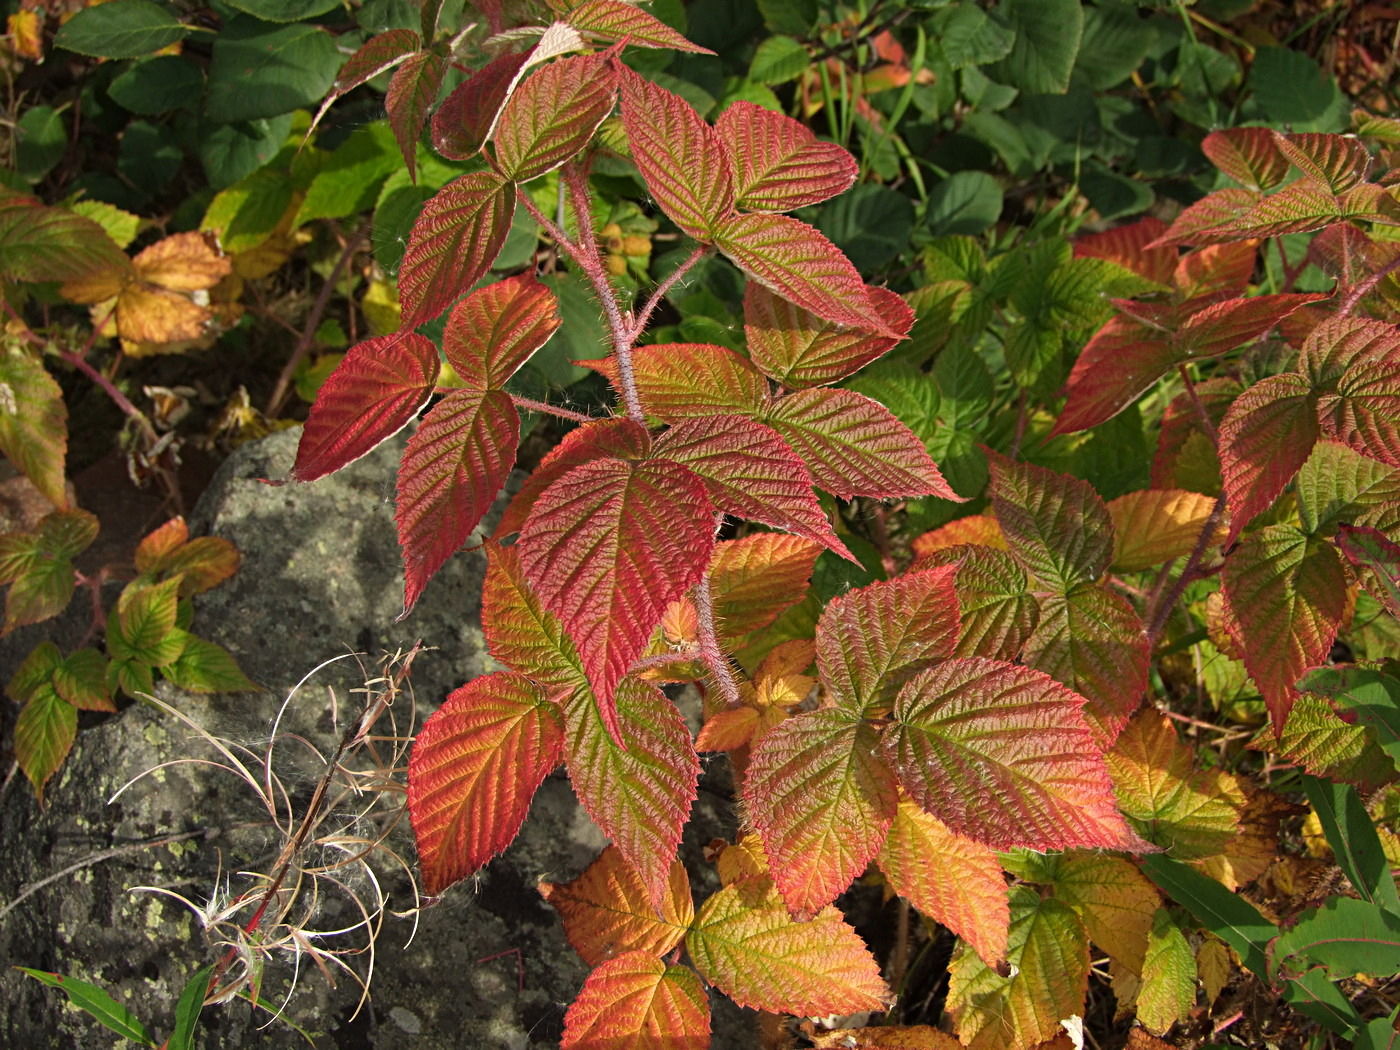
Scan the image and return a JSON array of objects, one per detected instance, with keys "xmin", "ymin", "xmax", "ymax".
[
  {"xmin": 265, "ymin": 226, "xmax": 365, "ymax": 418},
  {"xmin": 1145, "ymin": 490, "xmax": 1227, "ymax": 646},
  {"xmin": 508, "ymin": 393, "xmax": 594, "ymax": 423},
  {"xmin": 1175, "ymin": 363, "xmax": 1219, "ymax": 446},
  {"xmin": 1339, "ymin": 253, "xmax": 1400, "ymax": 317},
  {"xmin": 629, "ymin": 244, "xmax": 710, "ymax": 342}
]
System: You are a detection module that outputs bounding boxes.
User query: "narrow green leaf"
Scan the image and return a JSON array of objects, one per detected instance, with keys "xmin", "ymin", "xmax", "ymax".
[
  {"xmin": 167, "ymin": 965, "xmax": 212, "ymax": 1050},
  {"xmin": 1140, "ymin": 854, "xmax": 1275, "ymax": 979},
  {"xmin": 1302, "ymin": 775, "xmax": 1400, "ymax": 913},
  {"xmin": 15, "ymin": 969, "xmax": 156, "ymax": 1045}
]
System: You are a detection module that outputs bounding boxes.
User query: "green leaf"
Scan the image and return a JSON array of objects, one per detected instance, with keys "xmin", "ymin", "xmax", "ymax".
[
  {"xmin": 15, "ymin": 970, "xmax": 156, "ymax": 1045},
  {"xmin": 1138, "ymin": 908, "xmax": 1197, "ymax": 1034},
  {"xmin": 0, "ymin": 509, "xmax": 98, "ymax": 633},
  {"xmin": 985, "ymin": 0, "xmax": 1084, "ymax": 95},
  {"xmin": 199, "ymin": 115, "xmax": 294, "ymax": 191},
  {"xmin": 167, "ymin": 965, "xmax": 212, "ymax": 1050},
  {"xmin": 54, "ymin": 0, "xmax": 190, "ymax": 59},
  {"xmin": 14, "ymin": 688, "xmax": 77, "ymax": 799},
  {"xmin": 107, "ymin": 577, "xmax": 183, "ymax": 667},
  {"xmin": 224, "ymin": 0, "xmax": 341, "ymax": 20},
  {"xmin": 16, "ymin": 106, "xmax": 66, "ymax": 184},
  {"xmin": 816, "ymin": 183, "xmax": 914, "ymax": 272},
  {"xmin": 162, "ymin": 633, "xmax": 259, "ymax": 693},
  {"xmin": 108, "ymin": 56, "xmax": 205, "ymax": 115},
  {"xmin": 1074, "ymin": 3, "xmax": 1156, "ymax": 90},
  {"xmin": 1250, "ymin": 46, "xmax": 1348, "ymax": 133},
  {"xmin": 1298, "ymin": 667, "xmax": 1400, "ymax": 776},
  {"xmin": 205, "ymin": 19, "xmax": 343, "ymax": 124},
  {"xmin": 934, "ymin": 3, "xmax": 1015, "ymax": 70},
  {"xmin": 0, "ymin": 187, "xmax": 129, "ymax": 283},
  {"xmin": 0, "ymin": 346, "xmax": 68, "ymax": 508},
  {"xmin": 1272, "ymin": 896, "xmax": 1400, "ymax": 982},
  {"xmin": 926, "ymin": 171, "xmax": 1003, "ymax": 237},
  {"xmin": 748, "ymin": 35, "xmax": 809, "ymax": 85},
  {"xmin": 1297, "ymin": 441, "xmax": 1400, "ymax": 537},
  {"xmin": 203, "ymin": 167, "xmax": 294, "ymax": 254},
  {"xmin": 1141, "ymin": 855, "xmax": 1274, "ymax": 978},
  {"xmin": 1301, "ymin": 775, "xmax": 1400, "ymax": 914}
]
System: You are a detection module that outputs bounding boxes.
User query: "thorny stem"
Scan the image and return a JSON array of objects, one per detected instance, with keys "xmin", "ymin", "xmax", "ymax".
[
  {"xmin": 508, "ymin": 393, "xmax": 594, "ymax": 423},
  {"xmin": 1145, "ymin": 489, "xmax": 1227, "ymax": 647},
  {"xmin": 1339, "ymin": 253, "xmax": 1400, "ymax": 317},
  {"xmin": 265, "ymin": 226, "xmax": 366, "ymax": 418},
  {"xmin": 692, "ymin": 577, "xmax": 740, "ymax": 708},
  {"xmin": 205, "ymin": 644, "xmax": 423, "ymax": 1000},
  {"xmin": 628, "ymin": 244, "xmax": 711, "ymax": 342}
]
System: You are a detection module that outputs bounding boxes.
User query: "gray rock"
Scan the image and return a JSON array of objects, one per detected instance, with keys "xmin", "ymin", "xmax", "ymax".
[{"xmin": 0, "ymin": 428, "xmax": 751, "ymax": 1049}]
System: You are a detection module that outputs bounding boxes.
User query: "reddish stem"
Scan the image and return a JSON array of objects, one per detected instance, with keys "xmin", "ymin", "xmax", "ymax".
[
  {"xmin": 1339, "ymin": 253, "xmax": 1400, "ymax": 317},
  {"xmin": 1144, "ymin": 489, "xmax": 1227, "ymax": 647},
  {"xmin": 508, "ymin": 393, "xmax": 594, "ymax": 423}
]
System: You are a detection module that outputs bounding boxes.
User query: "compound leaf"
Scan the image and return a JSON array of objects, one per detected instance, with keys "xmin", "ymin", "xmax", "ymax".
[{"xmin": 408, "ymin": 672, "xmax": 565, "ymax": 896}]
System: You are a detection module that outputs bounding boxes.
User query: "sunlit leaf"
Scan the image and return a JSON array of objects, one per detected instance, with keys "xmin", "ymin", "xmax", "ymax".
[
  {"xmin": 1037, "ymin": 851, "xmax": 1160, "ymax": 975},
  {"xmin": 386, "ymin": 48, "xmax": 447, "ymax": 180},
  {"xmin": 716, "ymin": 101, "xmax": 858, "ymax": 212},
  {"xmin": 1202, "ymin": 127, "xmax": 1291, "ymax": 192},
  {"xmin": 561, "ymin": 951, "xmax": 710, "ymax": 1050},
  {"xmin": 442, "ymin": 274, "xmax": 560, "ymax": 389},
  {"xmin": 567, "ymin": 0, "xmax": 713, "ymax": 53},
  {"xmin": 743, "ymin": 282, "xmax": 912, "ymax": 388},
  {"xmin": 1137, "ymin": 909, "xmax": 1196, "ymax": 1034},
  {"xmin": 614, "ymin": 343, "xmax": 768, "ymax": 422},
  {"xmin": 431, "ymin": 52, "xmax": 529, "ymax": 160},
  {"xmin": 397, "ymin": 172, "xmax": 514, "ymax": 326},
  {"xmin": 1109, "ymin": 489, "xmax": 1222, "ymax": 571},
  {"xmin": 494, "ymin": 54, "xmax": 618, "ymax": 182},
  {"xmin": 707, "ymin": 533, "xmax": 821, "ymax": 639},
  {"xmin": 986, "ymin": 451, "xmax": 1113, "ymax": 591},
  {"xmin": 1218, "ymin": 373, "xmax": 1320, "ymax": 539}
]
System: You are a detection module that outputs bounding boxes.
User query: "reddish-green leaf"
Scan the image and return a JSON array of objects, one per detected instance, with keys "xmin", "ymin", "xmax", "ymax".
[
  {"xmin": 442, "ymin": 274, "xmax": 560, "ymax": 388},
  {"xmin": 520, "ymin": 457, "xmax": 714, "ymax": 723},
  {"xmin": 0, "ymin": 187, "xmax": 129, "ymax": 282},
  {"xmin": 107, "ymin": 576, "xmax": 183, "ymax": 668},
  {"xmin": 708, "ymin": 533, "xmax": 821, "ymax": 639},
  {"xmin": 1221, "ymin": 524, "xmax": 1348, "ymax": 730},
  {"xmin": 50, "ymin": 647, "xmax": 114, "ymax": 712},
  {"xmin": 134, "ymin": 517, "xmax": 240, "ymax": 597},
  {"xmin": 1175, "ymin": 294, "xmax": 1324, "ymax": 359},
  {"xmin": 331, "ymin": 28, "xmax": 419, "ymax": 96},
  {"xmin": 613, "ymin": 343, "xmax": 768, "ymax": 422},
  {"xmin": 0, "ymin": 347, "xmax": 68, "ymax": 507},
  {"xmin": 1274, "ymin": 132, "xmax": 1371, "ymax": 194},
  {"xmin": 431, "ymin": 52, "xmax": 529, "ymax": 160},
  {"xmin": 292, "ymin": 334, "xmax": 439, "ymax": 482},
  {"xmin": 816, "ymin": 567, "xmax": 960, "ymax": 714},
  {"xmin": 1295, "ymin": 440, "xmax": 1400, "ymax": 536},
  {"xmin": 564, "ymin": 678, "xmax": 699, "ymax": 910},
  {"xmin": 713, "ymin": 213, "xmax": 892, "ymax": 333},
  {"xmin": 1235, "ymin": 180, "xmax": 1349, "ymax": 237},
  {"xmin": 1022, "ymin": 584, "xmax": 1148, "ymax": 746},
  {"xmin": 1073, "ymin": 217, "xmax": 1174, "ymax": 286},
  {"xmin": 1273, "ymin": 690, "xmax": 1396, "ymax": 792},
  {"xmin": 743, "ymin": 282, "xmax": 912, "ymax": 388},
  {"xmin": 561, "ymin": 951, "xmax": 710, "ymax": 1050},
  {"xmin": 1152, "ymin": 376, "xmax": 1238, "ymax": 490},
  {"xmin": 0, "ymin": 509, "xmax": 98, "ymax": 633},
  {"xmin": 1151, "ymin": 187, "xmax": 1260, "ymax": 247},
  {"xmin": 160, "ymin": 632, "xmax": 256, "ymax": 693},
  {"xmin": 1201, "ymin": 127, "xmax": 1291, "ymax": 192},
  {"xmin": 618, "ymin": 68, "xmax": 734, "ymax": 240},
  {"xmin": 540, "ymin": 845, "xmax": 693, "ymax": 966},
  {"xmin": 386, "ymin": 49, "xmax": 447, "ymax": 180},
  {"xmin": 494, "ymin": 54, "xmax": 618, "ymax": 182},
  {"xmin": 1055, "ymin": 315, "xmax": 1182, "ymax": 434},
  {"xmin": 877, "ymin": 800, "xmax": 1010, "ymax": 968},
  {"xmin": 397, "ymin": 172, "xmax": 514, "ymax": 326},
  {"xmin": 885, "ymin": 657, "xmax": 1142, "ymax": 852},
  {"xmin": 715, "ymin": 101, "xmax": 858, "ymax": 212},
  {"xmin": 1303, "ymin": 317, "xmax": 1400, "ymax": 467},
  {"xmin": 1109, "ymin": 489, "xmax": 1222, "ymax": 571},
  {"xmin": 1139, "ymin": 909, "xmax": 1196, "ymax": 1034},
  {"xmin": 482, "ymin": 543, "xmax": 588, "ymax": 688},
  {"xmin": 765, "ymin": 388, "xmax": 960, "ymax": 500},
  {"xmin": 14, "ymin": 687, "xmax": 77, "ymax": 801},
  {"xmin": 1338, "ymin": 524, "xmax": 1400, "ymax": 620},
  {"xmin": 986, "ymin": 451, "xmax": 1113, "ymax": 592},
  {"xmin": 1106, "ymin": 710, "xmax": 1244, "ymax": 858},
  {"xmin": 686, "ymin": 876, "xmax": 890, "ymax": 1015},
  {"xmin": 496, "ymin": 418, "xmax": 652, "ymax": 537},
  {"xmin": 1218, "ymin": 372, "xmax": 1320, "ymax": 540},
  {"xmin": 1299, "ymin": 315, "xmax": 1399, "ymax": 388},
  {"xmin": 567, "ymin": 0, "xmax": 713, "ymax": 53},
  {"xmin": 947, "ymin": 887, "xmax": 1089, "ymax": 1050},
  {"xmin": 931, "ymin": 546, "xmax": 1039, "ymax": 662},
  {"xmin": 397, "ymin": 388, "xmax": 518, "ymax": 614},
  {"xmin": 1035, "ymin": 851, "xmax": 1161, "ymax": 976},
  {"xmin": 1174, "ymin": 240, "xmax": 1259, "ymax": 303},
  {"xmin": 653, "ymin": 415, "xmax": 850, "ymax": 557},
  {"xmin": 743, "ymin": 709, "xmax": 898, "ymax": 917},
  {"xmin": 407, "ymin": 671, "xmax": 565, "ymax": 896}
]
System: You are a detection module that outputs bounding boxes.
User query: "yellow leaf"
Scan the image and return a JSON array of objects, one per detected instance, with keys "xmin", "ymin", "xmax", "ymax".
[
  {"xmin": 363, "ymin": 278, "xmax": 402, "ymax": 336},
  {"xmin": 716, "ymin": 834, "xmax": 769, "ymax": 886},
  {"xmin": 60, "ymin": 266, "xmax": 128, "ymax": 305},
  {"xmin": 116, "ymin": 283, "xmax": 212, "ymax": 347},
  {"xmin": 7, "ymin": 11, "xmax": 43, "ymax": 61},
  {"xmin": 1193, "ymin": 787, "xmax": 1294, "ymax": 890},
  {"xmin": 1108, "ymin": 489, "xmax": 1222, "ymax": 571},
  {"xmin": 1195, "ymin": 936, "xmax": 1233, "ymax": 1007},
  {"xmin": 912, "ymin": 514, "xmax": 1007, "ymax": 565},
  {"xmin": 1043, "ymin": 851, "xmax": 1160, "ymax": 976}
]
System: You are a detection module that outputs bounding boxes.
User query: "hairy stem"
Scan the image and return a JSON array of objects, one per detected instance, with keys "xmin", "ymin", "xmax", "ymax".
[
  {"xmin": 691, "ymin": 531, "xmax": 740, "ymax": 709},
  {"xmin": 629, "ymin": 244, "xmax": 711, "ymax": 342},
  {"xmin": 1145, "ymin": 490, "xmax": 1227, "ymax": 646},
  {"xmin": 1339, "ymin": 253, "xmax": 1400, "ymax": 317},
  {"xmin": 508, "ymin": 393, "xmax": 594, "ymax": 423}
]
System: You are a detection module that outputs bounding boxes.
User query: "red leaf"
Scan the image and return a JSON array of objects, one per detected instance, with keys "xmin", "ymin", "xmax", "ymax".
[
  {"xmin": 561, "ymin": 952, "xmax": 710, "ymax": 1050},
  {"xmin": 431, "ymin": 52, "xmax": 529, "ymax": 161},
  {"xmin": 743, "ymin": 709, "xmax": 898, "ymax": 917},
  {"xmin": 713, "ymin": 213, "xmax": 893, "ymax": 333},
  {"xmin": 442, "ymin": 274, "xmax": 560, "ymax": 388},
  {"xmin": 496, "ymin": 418, "xmax": 652, "ymax": 537},
  {"xmin": 564, "ymin": 678, "xmax": 699, "ymax": 910},
  {"xmin": 1235, "ymin": 180, "xmax": 1347, "ymax": 237},
  {"xmin": 494, "ymin": 54, "xmax": 618, "ymax": 182},
  {"xmin": 332, "ymin": 28, "xmax": 419, "ymax": 96},
  {"xmin": 878, "ymin": 801, "xmax": 1010, "ymax": 968},
  {"xmin": 708, "ymin": 533, "xmax": 822, "ymax": 639},
  {"xmin": 615, "ymin": 343, "xmax": 769, "ymax": 421},
  {"xmin": 1175, "ymin": 294, "xmax": 1325, "ymax": 360},
  {"xmin": 885, "ymin": 657, "xmax": 1144, "ymax": 852},
  {"xmin": 567, "ymin": 0, "xmax": 713, "ymax": 53},
  {"xmin": 1221, "ymin": 525, "xmax": 1348, "ymax": 730},
  {"xmin": 986, "ymin": 451, "xmax": 1114, "ymax": 591},
  {"xmin": 1073, "ymin": 217, "xmax": 1174, "ymax": 287},
  {"xmin": 396, "ymin": 389, "xmax": 518, "ymax": 613},
  {"xmin": 292, "ymin": 333, "xmax": 439, "ymax": 482},
  {"xmin": 1274, "ymin": 132, "xmax": 1371, "ymax": 194},
  {"xmin": 1218, "ymin": 372, "xmax": 1319, "ymax": 540},
  {"xmin": 1173, "ymin": 241, "xmax": 1259, "ymax": 303},
  {"xmin": 1055, "ymin": 315, "xmax": 1181, "ymax": 434},
  {"xmin": 1150, "ymin": 187, "xmax": 1260, "ymax": 247},
  {"xmin": 386, "ymin": 49, "xmax": 447, "ymax": 180},
  {"xmin": 519, "ymin": 457, "xmax": 715, "ymax": 725},
  {"xmin": 687, "ymin": 876, "xmax": 891, "ymax": 1016},
  {"xmin": 397, "ymin": 172, "xmax": 514, "ymax": 326},
  {"xmin": 743, "ymin": 281, "xmax": 913, "ymax": 388},
  {"xmin": 541, "ymin": 845, "xmax": 693, "ymax": 967},
  {"xmin": 482, "ymin": 543, "xmax": 588, "ymax": 689},
  {"xmin": 816, "ymin": 567, "xmax": 961, "ymax": 714},
  {"xmin": 1022, "ymin": 584, "xmax": 1148, "ymax": 746},
  {"xmin": 407, "ymin": 671, "xmax": 564, "ymax": 896},
  {"xmin": 1302, "ymin": 316, "xmax": 1400, "ymax": 466},
  {"xmin": 653, "ymin": 415, "xmax": 851, "ymax": 557},
  {"xmin": 1201, "ymin": 128, "xmax": 1290, "ymax": 192},
  {"xmin": 1300, "ymin": 315, "xmax": 1400, "ymax": 387},
  {"xmin": 1337, "ymin": 524, "xmax": 1400, "ymax": 620},
  {"xmin": 715, "ymin": 101, "xmax": 858, "ymax": 212},
  {"xmin": 618, "ymin": 68, "xmax": 734, "ymax": 240},
  {"xmin": 766, "ymin": 388, "xmax": 961, "ymax": 500}
]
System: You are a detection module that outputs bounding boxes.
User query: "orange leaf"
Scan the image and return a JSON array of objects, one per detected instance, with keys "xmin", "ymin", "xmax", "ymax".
[
  {"xmin": 1108, "ymin": 489, "xmax": 1222, "ymax": 572},
  {"xmin": 132, "ymin": 231, "xmax": 231, "ymax": 291},
  {"xmin": 910, "ymin": 515, "xmax": 1006, "ymax": 565},
  {"xmin": 541, "ymin": 845, "xmax": 693, "ymax": 966},
  {"xmin": 561, "ymin": 951, "xmax": 710, "ymax": 1050}
]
